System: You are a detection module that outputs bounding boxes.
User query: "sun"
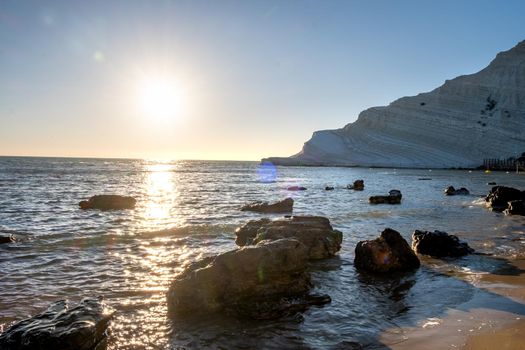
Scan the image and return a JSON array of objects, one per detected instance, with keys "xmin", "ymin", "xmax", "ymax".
[{"xmin": 138, "ymin": 77, "xmax": 183, "ymax": 121}]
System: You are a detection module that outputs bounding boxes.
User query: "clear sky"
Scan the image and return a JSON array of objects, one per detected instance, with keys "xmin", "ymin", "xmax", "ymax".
[{"xmin": 1, "ymin": 0, "xmax": 525, "ymax": 160}]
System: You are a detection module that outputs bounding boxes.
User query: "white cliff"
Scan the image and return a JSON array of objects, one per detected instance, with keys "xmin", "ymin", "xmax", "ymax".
[{"xmin": 264, "ymin": 40, "xmax": 525, "ymax": 168}]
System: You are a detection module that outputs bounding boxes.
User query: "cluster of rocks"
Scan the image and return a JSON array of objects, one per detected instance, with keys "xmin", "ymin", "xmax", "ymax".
[
  {"xmin": 444, "ymin": 186, "xmax": 470, "ymax": 196},
  {"xmin": 240, "ymin": 198, "xmax": 294, "ymax": 213},
  {"xmin": 485, "ymin": 186, "xmax": 525, "ymax": 215},
  {"xmin": 369, "ymin": 190, "xmax": 402, "ymax": 204},
  {"xmin": 79, "ymin": 195, "xmax": 136, "ymax": 210},
  {"xmin": 354, "ymin": 228, "xmax": 473, "ymax": 273},
  {"xmin": 167, "ymin": 216, "xmax": 342, "ymax": 319},
  {"xmin": 0, "ymin": 297, "xmax": 114, "ymax": 350}
]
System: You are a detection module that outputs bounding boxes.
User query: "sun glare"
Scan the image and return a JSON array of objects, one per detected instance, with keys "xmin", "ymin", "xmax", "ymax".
[{"xmin": 138, "ymin": 77, "xmax": 183, "ymax": 121}]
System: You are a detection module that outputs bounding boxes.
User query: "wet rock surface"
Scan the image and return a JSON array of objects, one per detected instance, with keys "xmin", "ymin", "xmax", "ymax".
[
  {"xmin": 347, "ymin": 180, "xmax": 364, "ymax": 190},
  {"xmin": 79, "ymin": 195, "xmax": 136, "ymax": 210},
  {"xmin": 444, "ymin": 186, "xmax": 470, "ymax": 195},
  {"xmin": 354, "ymin": 228, "xmax": 420, "ymax": 273},
  {"xmin": 287, "ymin": 186, "xmax": 307, "ymax": 191},
  {"xmin": 0, "ymin": 235, "xmax": 15, "ymax": 244},
  {"xmin": 369, "ymin": 190, "xmax": 402, "ymax": 204},
  {"xmin": 485, "ymin": 186, "xmax": 525, "ymax": 212},
  {"xmin": 505, "ymin": 200, "xmax": 525, "ymax": 216},
  {"xmin": 167, "ymin": 238, "xmax": 330, "ymax": 319},
  {"xmin": 412, "ymin": 230, "xmax": 474, "ymax": 257},
  {"xmin": 0, "ymin": 297, "xmax": 114, "ymax": 350},
  {"xmin": 240, "ymin": 198, "xmax": 293, "ymax": 213},
  {"xmin": 235, "ymin": 216, "xmax": 343, "ymax": 260}
]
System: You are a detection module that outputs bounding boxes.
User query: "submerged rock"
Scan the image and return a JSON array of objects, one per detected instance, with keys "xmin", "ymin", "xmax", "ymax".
[
  {"xmin": 505, "ymin": 200, "xmax": 525, "ymax": 216},
  {"xmin": 444, "ymin": 186, "xmax": 470, "ymax": 195},
  {"xmin": 287, "ymin": 186, "xmax": 307, "ymax": 191},
  {"xmin": 240, "ymin": 198, "xmax": 293, "ymax": 213},
  {"xmin": 354, "ymin": 228, "xmax": 420, "ymax": 273},
  {"xmin": 412, "ymin": 230, "xmax": 474, "ymax": 257},
  {"xmin": 79, "ymin": 195, "xmax": 136, "ymax": 210},
  {"xmin": 485, "ymin": 186, "xmax": 525, "ymax": 212},
  {"xmin": 369, "ymin": 190, "xmax": 402, "ymax": 204},
  {"xmin": 325, "ymin": 186, "xmax": 335, "ymax": 191},
  {"xmin": 167, "ymin": 238, "xmax": 330, "ymax": 319},
  {"xmin": 347, "ymin": 180, "xmax": 364, "ymax": 190},
  {"xmin": 0, "ymin": 297, "xmax": 114, "ymax": 350},
  {"xmin": 234, "ymin": 216, "xmax": 342, "ymax": 260},
  {"xmin": 0, "ymin": 235, "xmax": 15, "ymax": 244}
]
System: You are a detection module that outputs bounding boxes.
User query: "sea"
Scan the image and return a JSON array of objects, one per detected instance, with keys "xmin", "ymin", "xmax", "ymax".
[{"xmin": 1, "ymin": 156, "xmax": 525, "ymax": 349}]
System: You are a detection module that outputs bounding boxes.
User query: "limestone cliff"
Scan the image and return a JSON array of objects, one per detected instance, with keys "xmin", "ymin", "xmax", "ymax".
[{"xmin": 264, "ymin": 40, "xmax": 525, "ymax": 168}]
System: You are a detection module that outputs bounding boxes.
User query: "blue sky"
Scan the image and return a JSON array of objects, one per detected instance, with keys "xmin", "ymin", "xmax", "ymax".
[{"xmin": 1, "ymin": 0, "xmax": 524, "ymax": 159}]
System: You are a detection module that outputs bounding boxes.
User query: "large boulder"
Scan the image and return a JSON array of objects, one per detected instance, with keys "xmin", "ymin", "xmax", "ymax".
[
  {"xmin": 354, "ymin": 228, "xmax": 420, "ymax": 273},
  {"xmin": 505, "ymin": 200, "xmax": 525, "ymax": 216},
  {"xmin": 347, "ymin": 180, "xmax": 364, "ymax": 190},
  {"xmin": 444, "ymin": 186, "xmax": 470, "ymax": 196},
  {"xmin": 79, "ymin": 195, "xmax": 136, "ymax": 210},
  {"xmin": 485, "ymin": 186, "xmax": 525, "ymax": 212},
  {"xmin": 240, "ymin": 198, "xmax": 293, "ymax": 213},
  {"xmin": 0, "ymin": 235, "xmax": 15, "ymax": 244},
  {"xmin": 369, "ymin": 190, "xmax": 402, "ymax": 204},
  {"xmin": 234, "ymin": 216, "xmax": 343, "ymax": 260},
  {"xmin": 167, "ymin": 238, "xmax": 330, "ymax": 319},
  {"xmin": 0, "ymin": 297, "xmax": 114, "ymax": 350},
  {"xmin": 412, "ymin": 230, "xmax": 474, "ymax": 257}
]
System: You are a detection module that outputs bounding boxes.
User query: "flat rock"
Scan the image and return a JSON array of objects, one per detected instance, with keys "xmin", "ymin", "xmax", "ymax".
[
  {"xmin": 444, "ymin": 186, "xmax": 470, "ymax": 196},
  {"xmin": 234, "ymin": 216, "xmax": 343, "ymax": 260},
  {"xmin": 354, "ymin": 228, "xmax": 420, "ymax": 273},
  {"xmin": 0, "ymin": 297, "xmax": 114, "ymax": 350},
  {"xmin": 0, "ymin": 235, "xmax": 15, "ymax": 244},
  {"xmin": 167, "ymin": 238, "xmax": 330, "ymax": 319},
  {"xmin": 369, "ymin": 190, "xmax": 402, "ymax": 204},
  {"xmin": 79, "ymin": 195, "xmax": 136, "ymax": 210},
  {"xmin": 240, "ymin": 198, "xmax": 293, "ymax": 213},
  {"xmin": 412, "ymin": 230, "xmax": 474, "ymax": 257},
  {"xmin": 287, "ymin": 186, "xmax": 307, "ymax": 191},
  {"xmin": 485, "ymin": 186, "xmax": 525, "ymax": 212}
]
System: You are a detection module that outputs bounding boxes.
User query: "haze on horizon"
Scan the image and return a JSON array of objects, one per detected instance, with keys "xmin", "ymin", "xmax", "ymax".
[{"xmin": 1, "ymin": 0, "xmax": 525, "ymax": 161}]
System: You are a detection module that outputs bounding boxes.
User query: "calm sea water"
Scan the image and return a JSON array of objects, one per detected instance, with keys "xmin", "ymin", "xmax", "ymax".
[{"xmin": 1, "ymin": 157, "xmax": 525, "ymax": 349}]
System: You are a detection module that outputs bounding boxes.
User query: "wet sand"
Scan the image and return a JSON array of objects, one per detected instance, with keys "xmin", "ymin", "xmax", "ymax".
[{"xmin": 381, "ymin": 258, "xmax": 525, "ymax": 349}]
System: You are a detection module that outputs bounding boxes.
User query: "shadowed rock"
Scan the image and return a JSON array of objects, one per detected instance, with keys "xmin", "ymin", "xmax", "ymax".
[
  {"xmin": 240, "ymin": 198, "xmax": 293, "ymax": 213},
  {"xmin": 325, "ymin": 186, "xmax": 335, "ymax": 191},
  {"xmin": 0, "ymin": 297, "xmax": 114, "ymax": 350},
  {"xmin": 505, "ymin": 200, "xmax": 525, "ymax": 216},
  {"xmin": 354, "ymin": 228, "xmax": 420, "ymax": 273},
  {"xmin": 235, "ymin": 216, "xmax": 342, "ymax": 260},
  {"xmin": 412, "ymin": 230, "xmax": 474, "ymax": 257},
  {"xmin": 444, "ymin": 186, "xmax": 470, "ymax": 196},
  {"xmin": 167, "ymin": 238, "xmax": 330, "ymax": 319},
  {"xmin": 79, "ymin": 195, "xmax": 136, "ymax": 210},
  {"xmin": 287, "ymin": 186, "xmax": 307, "ymax": 191},
  {"xmin": 369, "ymin": 190, "xmax": 402, "ymax": 204},
  {"xmin": 0, "ymin": 235, "xmax": 15, "ymax": 244},
  {"xmin": 485, "ymin": 186, "xmax": 525, "ymax": 212},
  {"xmin": 347, "ymin": 180, "xmax": 364, "ymax": 190}
]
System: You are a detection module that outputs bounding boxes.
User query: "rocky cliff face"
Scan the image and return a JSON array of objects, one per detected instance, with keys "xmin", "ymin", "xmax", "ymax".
[{"xmin": 264, "ymin": 40, "xmax": 525, "ymax": 168}]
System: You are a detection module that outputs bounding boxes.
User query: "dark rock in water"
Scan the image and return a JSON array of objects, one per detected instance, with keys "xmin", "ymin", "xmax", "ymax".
[
  {"xmin": 354, "ymin": 228, "xmax": 420, "ymax": 273},
  {"xmin": 369, "ymin": 189, "xmax": 402, "ymax": 204},
  {"xmin": 325, "ymin": 186, "xmax": 335, "ymax": 191},
  {"xmin": 487, "ymin": 182, "xmax": 497, "ymax": 185},
  {"xmin": 234, "ymin": 216, "xmax": 342, "ymax": 260},
  {"xmin": 412, "ymin": 230, "xmax": 474, "ymax": 257},
  {"xmin": 331, "ymin": 341, "xmax": 364, "ymax": 350},
  {"xmin": 0, "ymin": 235, "xmax": 15, "ymax": 244},
  {"xmin": 444, "ymin": 186, "xmax": 470, "ymax": 196},
  {"xmin": 485, "ymin": 186, "xmax": 525, "ymax": 212},
  {"xmin": 0, "ymin": 297, "xmax": 114, "ymax": 350},
  {"xmin": 167, "ymin": 238, "xmax": 329, "ymax": 319},
  {"xmin": 418, "ymin": 178, "xmax": 432, "ymax": 181},
  {"xmin": 240, "ymin": 198, "xmax": 293, "ymax": 213},
  {"xmin": 287, "ymin": 186, "xmax": 307, "ymax": 191},
  {"xmin": 505, "ymin": 200, "xmax": 525, "ymax": 216},
  {"xmin": 79, "ymin": 195, "xmax": 136, "ymax": 210},
  {"xmin": 347, "ymin": 180, "xmax": 364, "ymax": 190}
]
